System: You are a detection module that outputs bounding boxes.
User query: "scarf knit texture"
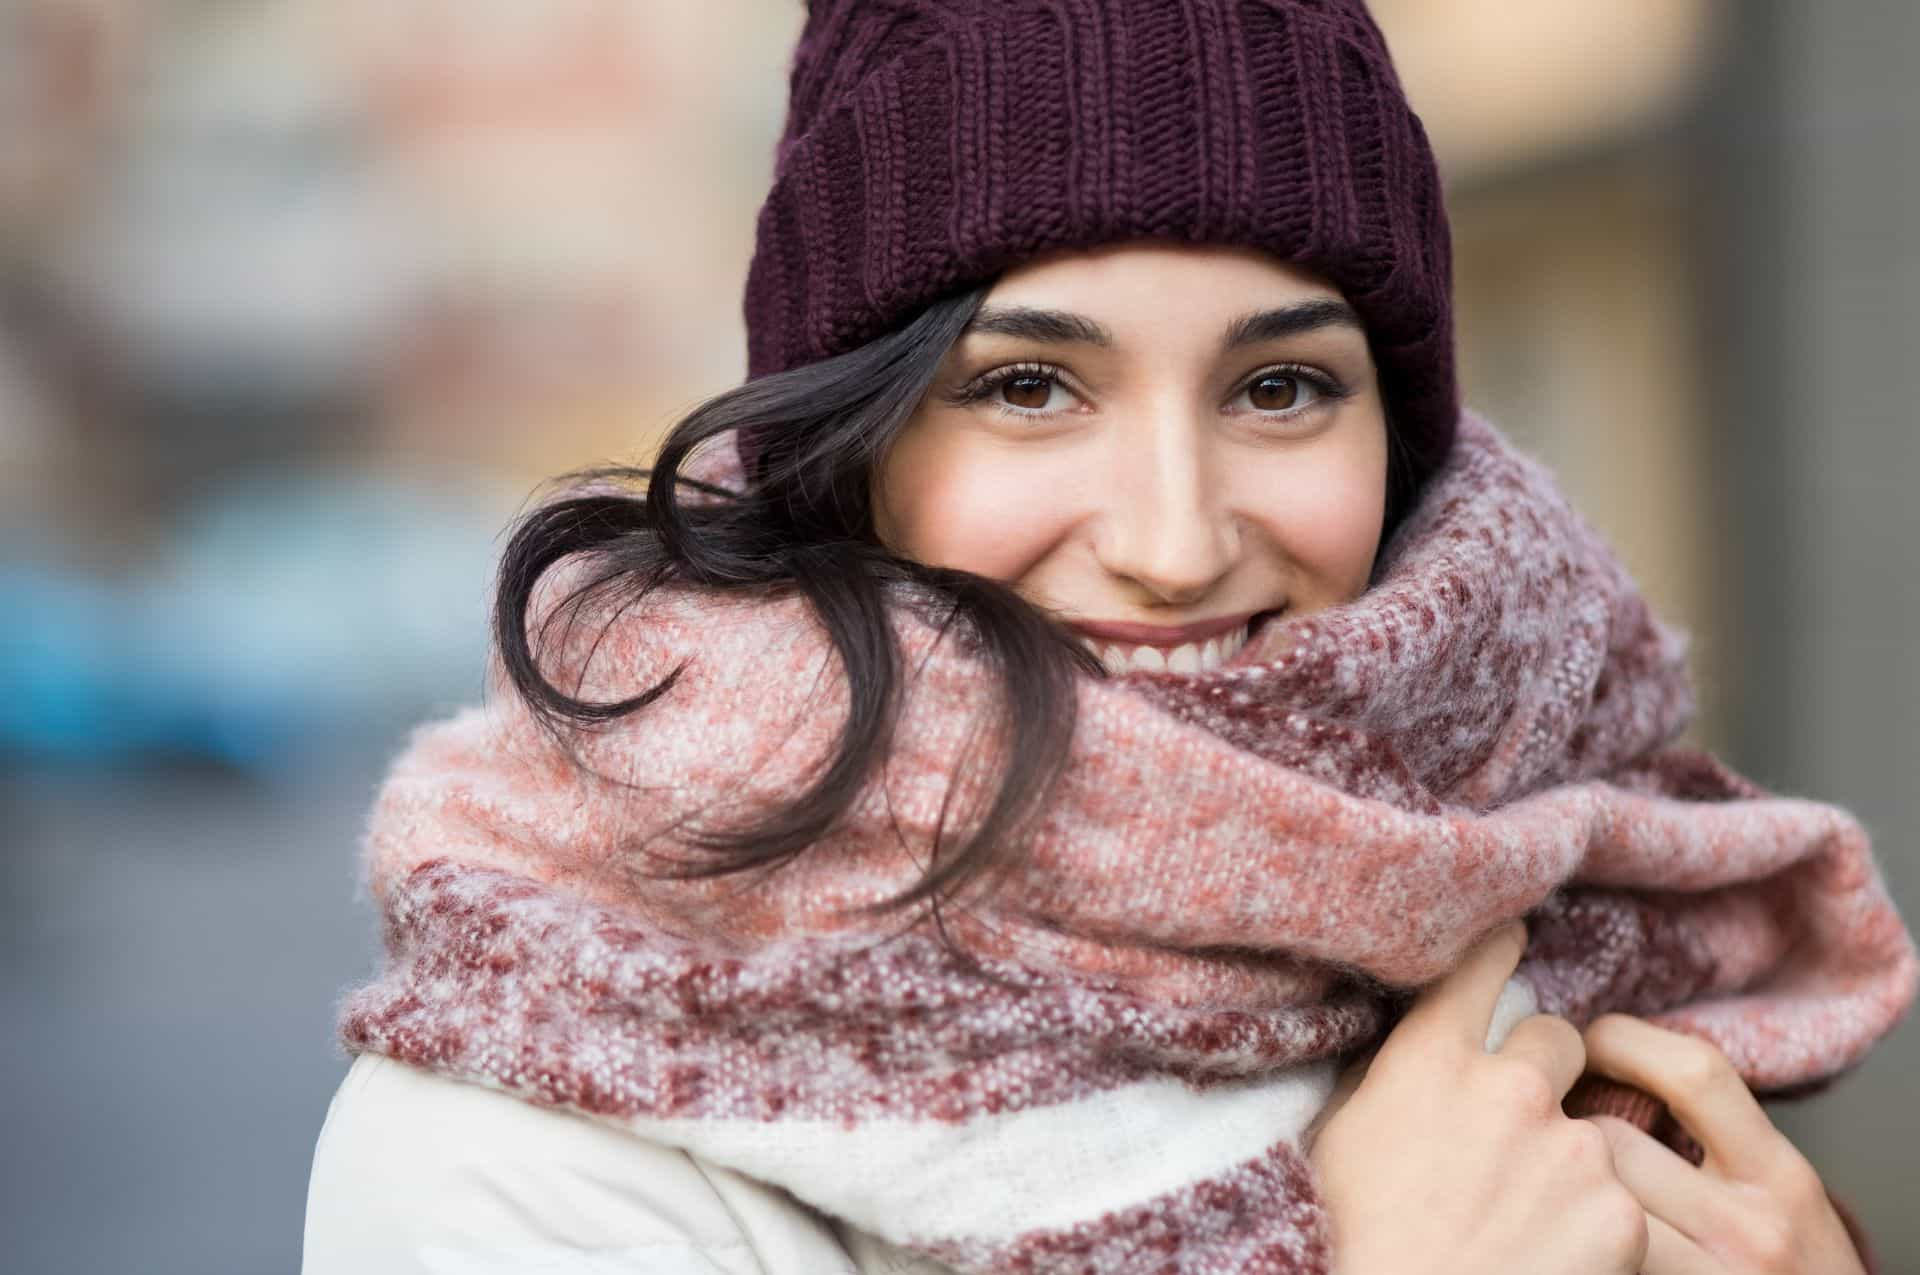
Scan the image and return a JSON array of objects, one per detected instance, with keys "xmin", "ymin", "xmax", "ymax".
[{"xmin": 339, "ymin": 410, "xmax": 1916, "ymax": 1273}]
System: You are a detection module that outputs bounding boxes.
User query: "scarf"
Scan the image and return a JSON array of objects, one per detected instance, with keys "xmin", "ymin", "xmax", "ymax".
[{"xmin": 338, "ymin": 409, "xmax": 1916, "ymax": 1273}]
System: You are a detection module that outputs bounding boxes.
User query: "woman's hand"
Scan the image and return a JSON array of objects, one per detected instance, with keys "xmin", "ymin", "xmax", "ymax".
[
  {"xmin": 1579, "ymin": 1014, "xmax": 1868, "ymax": 1275},
  {"xmin": 1308, "ymin": 921, "xmax": 1649, "ymax": 1275}
]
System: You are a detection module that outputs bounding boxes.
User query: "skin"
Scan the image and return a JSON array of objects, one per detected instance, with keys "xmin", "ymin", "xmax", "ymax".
[
  {"xmin": 1313, "ymin": 928, "xmax": 1869, "ymax": 1274},
  {"xmin": 870, "ymin": 241, "xmax": 1866, "ymax": 1273},
  {"xmin": 1310, "ymin": 924, "xmax": 1653, "ymax": 1274},
  {"xmin": 872, "ymin": 240, "xmax": 1388, "ymax": 646},
  {"xmin": 1578, "ymin": 1015, "xmax": 1868, "ymax": 1274}
]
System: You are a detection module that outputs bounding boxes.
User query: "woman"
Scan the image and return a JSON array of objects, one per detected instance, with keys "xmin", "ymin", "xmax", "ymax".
[{"xmin": 305, "ymin": 2, "xmax": 1914, "ymax": 1271}]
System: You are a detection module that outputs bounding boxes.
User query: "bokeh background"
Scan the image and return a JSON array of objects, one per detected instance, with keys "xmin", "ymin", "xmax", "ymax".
[{"xmin": 3, "ymin": 2, "xmax": 1916, "ymax": 1270}]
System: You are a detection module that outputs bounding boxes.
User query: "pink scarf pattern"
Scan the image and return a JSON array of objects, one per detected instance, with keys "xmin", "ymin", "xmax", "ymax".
[{"xmin": 340, "ymin": 410, "xmax": 1916, "ymax": 1272}]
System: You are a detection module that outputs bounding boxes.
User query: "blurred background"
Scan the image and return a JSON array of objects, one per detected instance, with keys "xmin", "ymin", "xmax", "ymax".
[{"xmin": 2, "ymin": 1, "xmax": 1915, "ymax": 1270}]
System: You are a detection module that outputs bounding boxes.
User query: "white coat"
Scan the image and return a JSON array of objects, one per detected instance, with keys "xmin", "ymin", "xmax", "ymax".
[{"xmin": 302, "ymin": 1053, "xmax": 961, "ymax": 1274}]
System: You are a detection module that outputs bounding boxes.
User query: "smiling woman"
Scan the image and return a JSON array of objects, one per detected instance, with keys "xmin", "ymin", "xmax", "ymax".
[
  {"xmin": 872, "ymin": 244, "xmax": 1398, "ymax": 678},
  {"xmin": 306, "ymin": 0, "xmax": 1913, "ymax": 1272},
  {"xmin": 473, "ymin": 241, "xmax": 1421, "ymax": 912}
]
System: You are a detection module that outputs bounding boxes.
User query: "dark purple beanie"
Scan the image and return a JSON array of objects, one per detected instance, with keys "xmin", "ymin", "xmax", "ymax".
[{"xmin": 740, "ymin": 0, "xmax": 1457, "ymax": 479}]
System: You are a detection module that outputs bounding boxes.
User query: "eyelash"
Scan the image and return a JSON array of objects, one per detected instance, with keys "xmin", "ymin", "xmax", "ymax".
[{"xmin": 946, "ymin": 360, "xmax": 1351, "ymax": 424}]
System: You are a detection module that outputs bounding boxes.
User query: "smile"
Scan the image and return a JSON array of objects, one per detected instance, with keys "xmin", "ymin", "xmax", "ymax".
[{"xmin": 1068, "ymin": 609, "xmax": 1280, "ymax": 675}]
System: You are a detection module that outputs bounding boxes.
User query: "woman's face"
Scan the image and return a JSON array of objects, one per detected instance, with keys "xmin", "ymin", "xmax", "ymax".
[{"xmin": 872, "ymin": 241, "xmax": 1388, "ymax": 675}]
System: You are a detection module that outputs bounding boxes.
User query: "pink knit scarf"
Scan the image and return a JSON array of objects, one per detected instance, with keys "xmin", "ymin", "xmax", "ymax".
[{"xmin": 340, "ymin": 409, "xmax": 1916, "ymax": 1273}]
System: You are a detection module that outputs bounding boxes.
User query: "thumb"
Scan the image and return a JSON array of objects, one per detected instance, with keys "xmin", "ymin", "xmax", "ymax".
[{"xmin": 1306, "ymin": 1045, "xmax": 1380, "ymax": 1151}]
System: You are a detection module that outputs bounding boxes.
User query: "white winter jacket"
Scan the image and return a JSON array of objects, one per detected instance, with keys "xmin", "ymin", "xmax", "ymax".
[{"xmin": 302, "ymin": 1053, "xmax": 960, "ymax": 1274}]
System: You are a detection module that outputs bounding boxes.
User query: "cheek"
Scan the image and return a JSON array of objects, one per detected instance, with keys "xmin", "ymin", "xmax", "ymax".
[
  {"xmin": 1242, "ymin": 443, "xmax": 1386, "ymax": 604},
  {"xmin": 874, "ymin": 435, "xmax": 1079, "ymax": 581}
]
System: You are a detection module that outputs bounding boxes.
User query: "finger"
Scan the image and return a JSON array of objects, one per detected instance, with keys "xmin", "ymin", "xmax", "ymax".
[
  {"xmin": 1583, "ymin": 1014, "xmax": 1783, "ymax": 1180},
  {"xmin": 1305, "ymin": 1046, "xmax": 1376, "ymax": 1148},
  {"xmin": 1496, "ymin": 1013, "xmax": 1587, "ymax": 1101},
  {"xmin": 1386, "ymin": 920, "xmax": 1528, "ymax": 1058},
  {"xmin": 1335, "ymin": 1044, "xmax": 1379, "ymax": 1093},
  {"xmin": 1587, "ymin": 1115, "xmax": 1734, "ymax": 1247},
  {"xmin": 1642, "ymin": 1211, "xmax": 1720, "ymax": 1275}
]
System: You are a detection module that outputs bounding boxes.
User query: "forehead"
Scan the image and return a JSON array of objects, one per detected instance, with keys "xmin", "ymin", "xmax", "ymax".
[{"xmin": 966, "ymin": 242, "xmax": 1367, "ymax": 354}]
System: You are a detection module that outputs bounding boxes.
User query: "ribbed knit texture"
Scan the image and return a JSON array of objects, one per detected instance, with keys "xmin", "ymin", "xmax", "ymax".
[{"xmin": 740, "ymin": 0, "xmax": 1457, "ymax": 479}]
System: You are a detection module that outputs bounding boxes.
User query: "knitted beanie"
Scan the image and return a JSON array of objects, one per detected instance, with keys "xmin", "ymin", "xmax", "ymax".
[{"xmin": 740, "ymin": 0, "xmax": 1457, "ymax": 479}]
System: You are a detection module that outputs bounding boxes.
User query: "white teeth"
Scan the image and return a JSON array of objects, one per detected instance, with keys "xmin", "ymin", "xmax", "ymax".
[{"xmin": 1083, "ymin": 622, "xmax": 1254, "ymax": 676}]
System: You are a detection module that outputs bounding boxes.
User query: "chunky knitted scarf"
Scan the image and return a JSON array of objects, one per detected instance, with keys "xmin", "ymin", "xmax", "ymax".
[{"xmin": 340, "ymin": 409, "xmax": 1916, "ymax": 1273}]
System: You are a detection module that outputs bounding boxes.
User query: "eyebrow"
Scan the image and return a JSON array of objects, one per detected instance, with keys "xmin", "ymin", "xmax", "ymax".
[{"xmin": 959, "ymin": 298, "xmax": 1366, "ymax": 350}]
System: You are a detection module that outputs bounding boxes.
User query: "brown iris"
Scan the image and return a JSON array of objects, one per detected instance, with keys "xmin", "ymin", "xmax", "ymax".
[
  {"xmin": 1248, "ymin": 374, "xmax": 1303, "ymax": 411},
  {"xmin": 1002, "ymin": 375, "xmax": 1052, "ymax": 410}
]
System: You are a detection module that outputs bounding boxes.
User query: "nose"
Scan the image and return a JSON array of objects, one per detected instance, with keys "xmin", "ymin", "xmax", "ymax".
[{"xmin": 1093, "ymin": 412, "xmax": 1239, "ymax": 605}]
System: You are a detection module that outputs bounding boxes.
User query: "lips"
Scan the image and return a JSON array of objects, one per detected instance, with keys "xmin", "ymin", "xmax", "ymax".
[
  {"xmin": 1069, "ymin": 608, "xmax": 1285, "ymax": 676},
  {"xmin": 1068, "ymin": 610, "xmax": 1265, "ymax": 647}
]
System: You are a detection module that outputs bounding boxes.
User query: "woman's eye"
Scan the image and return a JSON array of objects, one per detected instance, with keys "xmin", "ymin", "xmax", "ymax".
[
  {"xmin": 956, "ymin": 364, "xmax": 1345, "ymax": 422},
  {"xmin": 998, "ymin": 373, "xmax": 1060, "ymax": 412},
  {"xmin": 961, "ymin": 364, "xmax": 1076, "ymax": 418},
  {"xmin": 1238, "ymin": 371, "xmax": 1328, "ymax": 415}
]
